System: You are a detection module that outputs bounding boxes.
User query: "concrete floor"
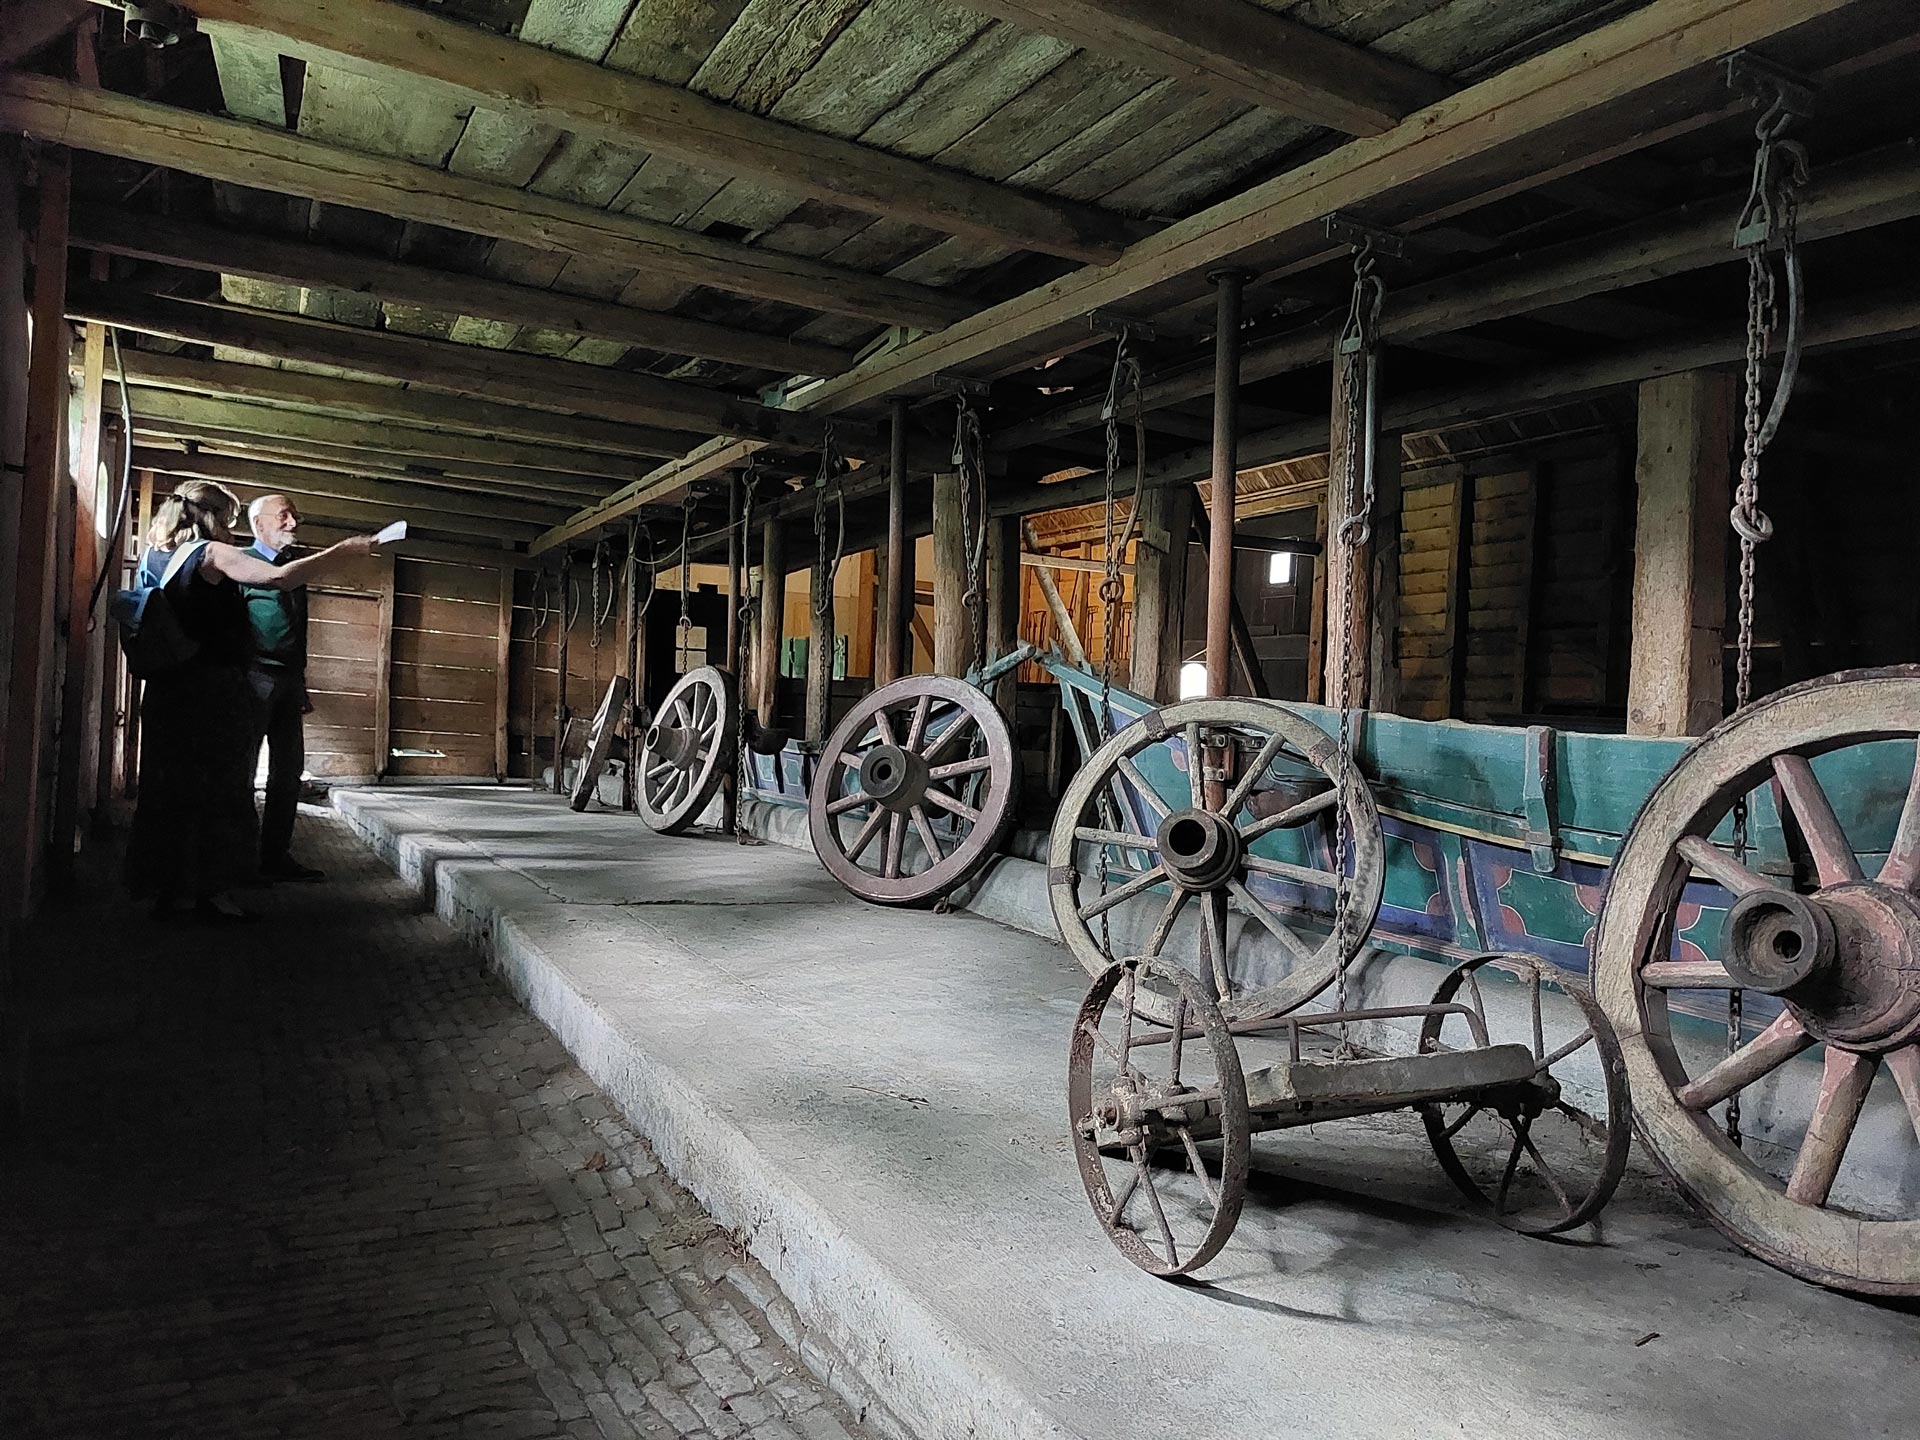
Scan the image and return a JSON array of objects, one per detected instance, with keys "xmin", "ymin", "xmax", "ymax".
[{"xmin": 339, "ymin": 785, "xmax": 1920, "ymax": 1440}]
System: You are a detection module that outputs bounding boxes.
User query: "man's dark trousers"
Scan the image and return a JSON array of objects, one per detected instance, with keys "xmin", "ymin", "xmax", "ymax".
[{"xmin": 249, "ymin": 669, "xmax": 305, "ymax": 864}]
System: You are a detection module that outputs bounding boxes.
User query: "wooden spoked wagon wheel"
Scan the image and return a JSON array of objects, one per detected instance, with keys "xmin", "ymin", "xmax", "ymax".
[
  {"xmin": 569, "ymin": 675, "xmax": 631, "ymax": 813},
  {"xmin": 1592, "ymin": 666, "xmax": 1920, "ymax": 1294},
  {"xmin": 1048, "ymin": 697, "xmax": 1385, "ymax": 1026},
  {"xmin": 636, "ymin": 666, "xmax": 736, "ymax": 835},
  {"xmin": 808, "ymin": 674, "xmax": 1018, "ymax": 906},
  {"xmin": 1419, "ymin": 954, "xmax": 1631, "ymax": 1236},
  {"xmin": 1069, "ymin": 957, "xmax": 1251, "ymax": 1278}
]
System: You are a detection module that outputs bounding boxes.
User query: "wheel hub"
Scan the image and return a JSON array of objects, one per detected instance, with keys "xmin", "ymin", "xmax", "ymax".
[
  {"xmin": 1738, "ymin": 882, "xmax": 1920, "ymax": 1050},
  {"xmin": 858, "ymin": 743, "xmax": 929, "ymax": 812},
  {"xmin": 646, "ymin": 719, "xmax": 699, "ymax": 768},
  {"xmin": 1156, "ymin": 807, "xmax": 1243, "ymax": 890}
]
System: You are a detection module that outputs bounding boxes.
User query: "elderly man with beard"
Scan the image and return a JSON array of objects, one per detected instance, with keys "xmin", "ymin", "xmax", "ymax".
[{"xmin": 241, "ymin": 493, "xmax": 326, "ymax": 881}]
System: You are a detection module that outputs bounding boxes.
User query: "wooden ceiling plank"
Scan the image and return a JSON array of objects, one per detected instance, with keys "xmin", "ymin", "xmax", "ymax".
[
  {"xmin": 0, "ymin": 0, "xmax": 89, "ymax": 69},
  {"xmin": 955, "ymin": 0, "xmax": 1451, "ymax": 137},
  {"xmin": 109, "ymin": 348, "xmax": 705, "ymax": 459},
  {"xmin": 0, "ymin": 74, "xmax": 969, "ymax": 328},
  {"xmin": 130, "ymin": 445, "xmax": 572, "ymax": 526},
  {"xmin": 70, "ymin": 204, "xmax": 856, "ymax": 376},
  {"xmin": 776, "ymin": 0, "xmax": 1856, "ymax": 417},
  {"xmin": 179, "ymin": 0, "xmax": 1139, "ymax": 264},
  {"xmin": 69, "ymin": 284, "xmax": 865, "ymax": 452}
]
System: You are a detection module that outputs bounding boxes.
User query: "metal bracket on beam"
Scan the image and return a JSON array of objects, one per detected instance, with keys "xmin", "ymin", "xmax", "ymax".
[
  {"xmin": 929, "ymin": 373, "xmax": 992, "ymax": 400},
  {"xmin": 1322, "ymin": 213, "xmax": 1407, "ymax": 259},
  {"xmin": 1086, "ymin": 311, "xmax": 1156, "ymax": 344},
  {"xmin": 1723, "ymin": 51, "xmax": 1817, "ymax": 121}
]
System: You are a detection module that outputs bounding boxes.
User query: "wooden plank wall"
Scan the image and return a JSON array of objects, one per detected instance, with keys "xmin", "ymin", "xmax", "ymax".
[
  {"xmin": 389, "ymin": 557, "xmax": 504, "ymax": 777},
  {"xmin": 1394, "ymin": 442, "xmax": 1630, "ymax": 725}
]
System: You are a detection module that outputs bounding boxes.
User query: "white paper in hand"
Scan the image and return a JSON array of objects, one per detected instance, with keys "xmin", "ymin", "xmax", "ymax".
[{"xmin": 374, "ymin": 521, "xmax": 408, "ymax": 546}]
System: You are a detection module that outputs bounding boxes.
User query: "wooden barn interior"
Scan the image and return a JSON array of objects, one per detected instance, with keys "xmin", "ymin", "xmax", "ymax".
[{"xmin": 4, "ymin": 1, "xmax": 1920, "ymax": 1436}]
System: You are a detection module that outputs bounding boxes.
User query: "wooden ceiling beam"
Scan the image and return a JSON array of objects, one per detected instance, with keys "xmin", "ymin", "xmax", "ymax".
[
  {"xmin": 122, "ymin": 387, "xmax": 640, "ymax": 490},
  {"xmin": 70, "ymin": 205, "xmax": 856, "ymax": 377},
  {"xmin": 996, "ymin": 138, "xmax": 1920, "ymax": 448},
  {"xmin": 180, "ymin": 0, "xmax": 1138, "ymax": 265},
  {"xmin": 0, "ymin": 0, "xmax": 89, "ymax": 69},
  {"xmin": 776, "ymin": 0, "xmax": 1851, "ymax": 418},
  {"xmin": 530, "ymin": 438, "xmax": 767, "ymax": 559},
  {"xmin": 957, "ymin": 0, "xmax": 1450, "ymax": 137},
  {"xmin": 108, "ymin": 348, "xmax": 698, "ymax": 461},
  {"xmin": 0, "ymin": 73, "xmax": 971, "ymax": 328},
  {"xmin": 69, "ymin": 285, "xmax": 877, "ymax": 453},
  {"xmin": 129, "ymin": 446, "xmax": 571, "ymax": 527}
]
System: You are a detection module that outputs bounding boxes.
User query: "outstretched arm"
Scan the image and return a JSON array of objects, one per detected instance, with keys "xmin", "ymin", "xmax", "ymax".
[{"xmin": 201, "ymin": 534, "xmax": 380, "ymax": 589}]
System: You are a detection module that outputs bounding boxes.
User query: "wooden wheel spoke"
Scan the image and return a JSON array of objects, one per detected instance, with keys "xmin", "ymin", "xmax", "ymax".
[
  {"xmin": 1239, "ymin": 788, "xmax": 1339, "ymax": 844},
  {"xmin": 1145, "ymin": 886, "xmax": 1190, "ymax": 960},
  {"xmin": 919, "ymin": 712, "xmax": 975, "ymax": 766},
  {"xmin": 1883, "ymin": 1046, "xmax": 1920, "ymax": 1147},
  {"xmin": 923, "ymin": 786, "xmax": 982, "ymax": 825},
  {"xmin": 928, "ymin": 755, "xmax": 991, "ymax": 782},
  {"xmin": 1221, "ymin": 730, "xmax": 1287, "ymax": 819},
  {"xmin": 910, "ymin": 805, "xmax": 944, "ymax": 867},
  {"xmin": 1168, "ymin": 994, "xmax": 1188, "ymax": 1088},
  {"xmin": 1442, "ymin": 1102, "xmax": 1483, "ymax": 1141},
  {"xmin": 1676, "ymin": 1010, "xmax": 1815, "ymax": 1111},
  {"xmin": 1115, "ymin": 755, "xmax": 1171, "ymax": 821},
  {"xmin": 826, "ymin": 790, "xmax": 870, "ymax": 816},
  {"xmin": 1185, "ymin": 722, "xmax": 1205, "ymax": 807},
  {"xmin": 1177, "ymin": 1126, "xmax": 1219, "ymax": 1209},
  {"xmin": 1676, "ymin": 834, "xmax": 1783, "ymax": 898},
  {"xmin": 905, "ymin": 693, "xmax": 932, "ymax": 751},
  {"xmin": 1080, "ymin": 1018, "xmax": 1138, "ymax": 1077},
  {"xmin": 1537, "ymin": 1028, "xmax": 1593, "ymax": 1074},
  {"xmin": 1495, "ymin": 1120, "xmax": 1528, "ymax": 1215},
  {"xmin": 1786, "ymin": 1047, "xmax": 1878, "ymax": 1206},
  {"xmin": 1109, "ymin": 1161, "xmax": 1142, "ymax": 1226},
  {"xmin": 1075, "ymin": 826, "xmax": 1158, "ymax": 853},
  {"xmin": 1226, "ymin": 879, "xmax": 1314, "ymax": 965},
  {"xmin": 1882, "ymin": 742, "xmax": 1920, "ymax": 890},
  {"xmin": 1772, "ymin": 755, "xmax": 1865, "ymax": 887},
  {"xmin": 836, "ymin": 750, "xmax": 865, "ymax": 773},
  {"xmin": 1078, "ymin": 864, "xmax": 1169, "ymax": 922},
  {"xmin": 881, "ymin": 814, "xmax": 905, "ymax": 878},
  {"xmin": 844, "ymin": 807, "xmax": 887, "ymax": 864},
  {"xmin": 871, "ymin": 708, "xmax": 898, "ymax": 749},
  {"xmin": 1242, "ymin": 853, "xmax": 1340, "ymax": 890},
  {"xmin": 1199, "ymin": 889, "xmax": 1231, "ymax": 1002}
]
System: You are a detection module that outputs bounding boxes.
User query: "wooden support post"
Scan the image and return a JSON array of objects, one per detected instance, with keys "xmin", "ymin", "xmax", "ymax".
[
  {"xmin": 1627, "ymin": 370, "xmax": 1734, "ymax": 737},
  {"xmin": 372, "ymin": 550, "xmax": 395, "ymax": 780},
  {"xmin": 551, "ymin": 552, "xmax": 569, "ymax": 792},
  {"xmin": 986, "ymin": 514, "xmax": 1021, "ymax": 715},
  {"xmin": 1, "ymin": 146, "xmax": 70, "ymax": 921},
  {"xmin": 805, "ymin": 556, "xmax": 835, "ymax": 745},
  {"xmin": 1129, "ymin": 482, "xmax": 1193, "ymax": 701},
  {"xmin": 50, "ymin": 306, "xmax": 107, "ymax": 880},
  {"xmin": 931, "ymin": 470, "xmax": 968, "ymax": 677},
  {"xmin": 1204, "ymin": 270, "xmax": 1243, "ymax": 699},
  {"xmin": 93, "ymin": 420, "xmax": 128, "ymax": 822},
  {"xmin": 754, "ymin": 519, "xmax": 785, "ymax": 728},
  {"xmin": 719, "ymin": 476, "xmax": 741, "ymax": 825},
  {"xmin": 876, "ymin": 398, "xmax": 910, "ymax": 687},
  {"xmin": 1367, "ymin": 435, "xmax": 1404, "ymax": 716},
  {"xmin": 494, "ymin": 565, "xmax": 512, "ymax": 782}
]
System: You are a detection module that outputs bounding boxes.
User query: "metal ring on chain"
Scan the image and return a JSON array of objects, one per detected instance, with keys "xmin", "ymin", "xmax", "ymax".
[
  {"xmin": 1049, "ymin": 697, "xmax": 1385, "ymax": 1027},
  {"xmin": 1591, "ymin": 666, "xmax": 1920, "ymax": 1296},
  {"xmin": 809, "ymin": 674, "xmax": 1018, "ymax": 906},
  {"xmin": 636, "ymin": 666, "xmax": 738, "ymax": 835}
]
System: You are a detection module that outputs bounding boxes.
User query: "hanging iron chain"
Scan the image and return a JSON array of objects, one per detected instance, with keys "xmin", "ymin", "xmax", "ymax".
[
  {"xmin": 1332, "ymin": 240, "xmax": 1386, "ymax": 1040},
  {"xmin": 736, "ymin": 463, "xmax": 761, "ymax": 846},
  {"xmin": 952, "ymin": 396, "xmax": 990, "ymax": 674},
  {"xmin": 812, "ymin": 422, "xmax": 848, "ymax": 620},
  {"xmin": 675, "ymin": 493, "xmax": 695, "ymax": 675},
  {"xmin": 1724, "ymin": 69, "xmax": 1810, "ymax": 1147},
  {"xmin": 590, "ymin": 538, "xmax": 618, "ymax": 650}
]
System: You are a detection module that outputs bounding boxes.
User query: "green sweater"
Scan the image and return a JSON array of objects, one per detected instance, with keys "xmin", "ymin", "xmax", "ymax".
[{"xmin": 240, "ymin": 544, "xmax": 307, "ymax": 672}]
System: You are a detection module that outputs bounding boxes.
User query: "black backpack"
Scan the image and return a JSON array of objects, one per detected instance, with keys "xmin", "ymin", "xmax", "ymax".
[{"xmin": 110, "ymin": 540, "xmax": 208, "ymax": 679}]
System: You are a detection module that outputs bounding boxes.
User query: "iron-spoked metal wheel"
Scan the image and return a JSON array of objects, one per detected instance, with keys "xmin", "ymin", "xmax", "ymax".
[
  {"xmin": 808, "ymin": 674, "xmax": 1018, "ymax": 906},
  {"xmin": 1069, "ymin": 957, "xmax": 1250, "ymax": 1278},
  {"xmin": 636, "ymin": 666, "xmax": 736, "ymax": 835},
  {"xmin": 1048, "ymin": 697, "xmax": 1384, "ymax": 1027},
  {"xmin": 1419, "ymin": 954, "xmax": 1631, "ymax": 1236},
  {"xmin": 1592, "ymin": 666, "xmax": 1920, "ymax": 1295},
  {"xmin": 569, "ymin": 675, "xmax": 632, "ymax": 813}
]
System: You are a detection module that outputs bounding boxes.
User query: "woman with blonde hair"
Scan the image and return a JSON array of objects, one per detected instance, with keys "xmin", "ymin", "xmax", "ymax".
[{"xmin": 127, "ymin": 480, "xmax": 380, "ymax": 920}]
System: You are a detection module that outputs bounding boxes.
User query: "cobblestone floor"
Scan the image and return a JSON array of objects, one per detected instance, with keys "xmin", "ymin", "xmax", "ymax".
[{"xmin": 0, "ymin": 810, "xmax": 874, "ymax": 1440}]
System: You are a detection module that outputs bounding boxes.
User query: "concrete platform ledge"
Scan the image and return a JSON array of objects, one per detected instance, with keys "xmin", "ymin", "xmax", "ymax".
[{"xmin": 337, "ymin": 785, "xmax": 1920, "ymax": 1440}]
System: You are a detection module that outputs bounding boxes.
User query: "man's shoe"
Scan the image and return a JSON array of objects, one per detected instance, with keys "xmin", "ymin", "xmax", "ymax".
[{"xmin": 260, "ymin": 857, "xmax": 325, "ymax": 882}]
